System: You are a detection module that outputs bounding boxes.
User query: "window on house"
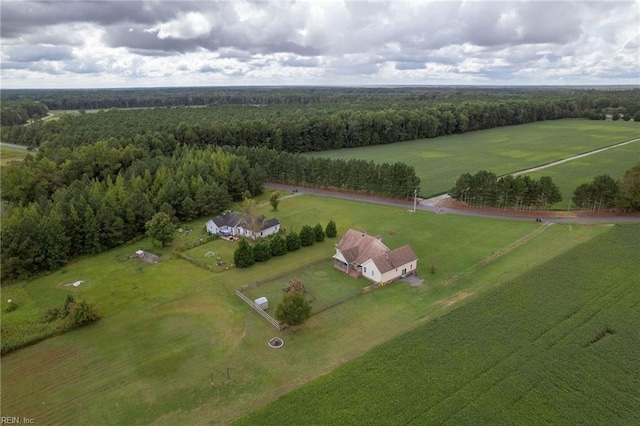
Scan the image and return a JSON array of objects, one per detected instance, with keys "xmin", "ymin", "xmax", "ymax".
[
  {"xmin": 364, "ymin": 267, "xmax": 367, "ymax": 273},
  {"xmin": 371, "ymin": 270, "xmax": 374, "ymax": 276}
]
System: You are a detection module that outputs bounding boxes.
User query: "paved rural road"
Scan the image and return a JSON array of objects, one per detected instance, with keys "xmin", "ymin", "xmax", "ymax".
[
  {"xmin": 269, "ymin": 137, "xmax": 640, "ymax": 224},
  {"xmin": 0, "ymin": 141, "xmax": 32, "ymax": 151},
  {"xmin": 266, "ymin": 184, "xmax": 640, "ymax": 224}
]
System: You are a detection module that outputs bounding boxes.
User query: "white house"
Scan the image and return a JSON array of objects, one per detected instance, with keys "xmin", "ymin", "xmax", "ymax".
[
  {"xmin": 206, "ymin": 211, "xmax": 280, "ymax": 240},
  {"xmin": 333, "ymin": 229, "xmax": 418, "ymax": 284}
]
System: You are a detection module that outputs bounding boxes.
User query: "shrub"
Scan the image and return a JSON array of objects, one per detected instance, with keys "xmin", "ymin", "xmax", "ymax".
[
  {"xmin": 3, "ymin": 300, "xmax": 18, "ymax": 313},
  {"xmin": 286, "ymin": 231, "xmax": 301, "ymax": 252},
  {"xmin": 314, "ymin": 223, "xmax": 325, "ymax": 242},
  {"xmin": 270, "ymin": 234, "xmax": 288, "ymax": 256},
  {"xmin": 65, "ymin": 299, "xmax": 100, "ymax": 329},
  {"xmin": 299, "ymin": 225, "xmax": 315, "ymax": 247},
  {"xmin": 234, "ymin": 238, "xmax": 255, "ymax": 268},
  {"xmin": 326, "ymin": 219, "xmax": 337, "ymax": 238},
  {"xmin": 253, "ymin": 240, "xmax": 272, "ymax": 262},
  {"xmin": 42, "ymin": 307, "xmax": 61, "ymax": 322}
]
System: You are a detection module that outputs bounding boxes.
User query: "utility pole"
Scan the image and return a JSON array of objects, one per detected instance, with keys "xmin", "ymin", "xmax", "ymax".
[{"xmin": 413, "ymin": 188, "xmax": 418, "ymax": 212}]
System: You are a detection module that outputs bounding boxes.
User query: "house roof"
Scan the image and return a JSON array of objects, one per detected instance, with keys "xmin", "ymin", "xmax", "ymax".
[
  {"xmin": 369, "ymin": 245, "xmax": 418, "ymax": 274},
  {"xmin": 212, "ymin": 211, "xmax": 243, "ymax": 228},
  {"xmin": 261, "ymin": 218, "xmax": 280, "ymax": 230},
  {"xmin": 335, "ymin": 229, "xmax": 390, "ymax": 265},
  {"xmin": 212, "ymin": 211, "xmax": 279, "ymax": 232}
]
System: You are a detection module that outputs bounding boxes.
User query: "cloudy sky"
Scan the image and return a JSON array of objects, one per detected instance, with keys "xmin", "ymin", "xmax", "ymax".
[{"xmin": 1, "ymin": 0, "xmax": 638, "ymax": 88}]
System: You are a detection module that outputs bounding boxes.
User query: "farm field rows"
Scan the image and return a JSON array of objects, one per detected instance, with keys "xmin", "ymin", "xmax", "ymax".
[
  {"xmin": 306, "ymin": 120, "xmax": 640, "ymax": 198},
  {"xmin": 0, "ymin": 194, "xmax": 608, "ymax": 425},
  {"xmin": 525, "ymin": 140, "xmax": 640, "ymax": 209},
  {"xmin": 237, "ymin": 224, "xmax": 640, "ymax": 425}
]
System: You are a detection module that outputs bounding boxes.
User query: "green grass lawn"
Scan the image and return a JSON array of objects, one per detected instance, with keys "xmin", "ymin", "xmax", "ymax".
[
  {"xmin": 0, "ymin": 146, "xmax": 28, "ymax": 167},
  {"xmin": 0, "ymin": 194, "xmax": 613, "ymax": 424},
  {"xmin": 241, "ymin": 261, "xmax": 366, "ymax": 315},
  {"xmin": 236, "ymin": 224, "xmax": 640, "ymax": 425},
  {"xmin": 306, "ymin": 119, "xmax": 640, "ymax": 198}
]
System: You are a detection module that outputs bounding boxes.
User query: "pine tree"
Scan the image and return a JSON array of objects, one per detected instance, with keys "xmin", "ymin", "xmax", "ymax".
[
  {"xmin": 253, "ymin": 240, "xmax": 272, "ymax": 262},
  {"xmin": 233, "ymin": 238, "xmax": 255, "ymax": 268},
  {"xmin": 286, "ymin": 231, "xmax": 301, "ymax": 251},
  {"xmin": 299, "ymin": 225, "xmax": 315, "ymax": 247},
  {"xmin": 313, "ymin": 223, "xmax": 325, "ymax": 242},
  {"xmin": 325, "ymin": 219, "xmax": 337, "ymax": 238},
  {"xmin": 270, "ymin": 234, "xmax": 288, "ymax": 256}
]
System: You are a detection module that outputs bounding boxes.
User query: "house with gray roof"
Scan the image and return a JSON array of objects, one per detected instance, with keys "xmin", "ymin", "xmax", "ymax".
[
  {"xmin": 206, "ymin": 211, "xmax": 280, "ymax": 240},
  {"xmin": 333, "ymin": 229, "xmax": 418, "ymax": 284}
]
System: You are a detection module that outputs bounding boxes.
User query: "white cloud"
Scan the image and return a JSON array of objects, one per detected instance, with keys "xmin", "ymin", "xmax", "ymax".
[
  {"xmin": 1, "ymin": 0, "xmax": 638, "ymax": 88},
  {"xmin": 149, "ymin": 12, "xmax": 212, "ymax": 40}
]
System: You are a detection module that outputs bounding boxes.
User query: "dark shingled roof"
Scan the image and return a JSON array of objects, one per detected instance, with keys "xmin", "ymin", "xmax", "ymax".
[
  {"xmin": 370, "ymin": 245, "xmax": 418, "ymax": 274},
  {"xmin": 212, "ymin": 211, "xmax": 279, "ymax": 231},
  {"xmin": 212, "ymin": 211, "xmax": 242, "ymax": 227}
]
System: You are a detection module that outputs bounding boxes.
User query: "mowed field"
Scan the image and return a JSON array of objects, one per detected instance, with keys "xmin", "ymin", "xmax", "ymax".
[
  {"xmin": 237, "ymin": 224, "xmax": 640, "ymax": 425},
  {"xmin": 0, "ymin": 194, "xmax": 609, "ymax": 425},
  {"xmin": 306, "ymin": 120, "xmax": 640, "ymax": 198},
  {"xmin": 0, "ymin": 146, "xmax": 29, "ymax": 167}
]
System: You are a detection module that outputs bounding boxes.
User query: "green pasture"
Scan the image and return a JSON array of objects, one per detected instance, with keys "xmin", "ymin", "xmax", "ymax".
[
  {"xmin": 238, "ymin": 224, "xmax": 640, "ymax": 425},
  {"xmin": 0, "ymin": 194, "xmax": 615, "ymax": 424},
  {"xmin": 241, "ymin": 261, "xmax": 367, "ymax": 314},
  {"xmin": 306, "ymin": 119, "xmax": 640, "ymax": 198}
]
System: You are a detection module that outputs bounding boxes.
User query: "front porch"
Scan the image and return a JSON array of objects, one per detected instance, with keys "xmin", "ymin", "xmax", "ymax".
[{"xmin": 333, "ymin": 259, "xmax": 362, "ymax": 278}]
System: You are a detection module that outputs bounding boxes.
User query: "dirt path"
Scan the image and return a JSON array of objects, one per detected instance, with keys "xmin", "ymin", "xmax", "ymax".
[{"xmin": 511, "ymin": 137, "xmax": 640, "ymax": 176}]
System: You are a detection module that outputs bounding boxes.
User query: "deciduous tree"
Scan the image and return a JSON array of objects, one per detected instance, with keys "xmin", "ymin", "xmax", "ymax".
[
  {"xmin": 145, "ymin": 212, "xmax": 175, "ymax": 248},
  {"xmin": 269, "ymin": 191, "xmax": 281, "ymax": 211},
  {"xmin": 275, "ymin": 290, "xmax": 311, "ymax": 332}
]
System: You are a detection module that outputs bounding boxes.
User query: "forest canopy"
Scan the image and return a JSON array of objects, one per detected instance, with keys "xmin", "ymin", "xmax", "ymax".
[{"xmin": 1, "ymin": 86, "xmax": 637, "ymax": 280}]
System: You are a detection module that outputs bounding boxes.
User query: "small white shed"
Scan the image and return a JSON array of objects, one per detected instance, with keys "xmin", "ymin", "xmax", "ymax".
[{"xmin": 254, "ymin": 297, "xmax": 268, "ymax": 310}]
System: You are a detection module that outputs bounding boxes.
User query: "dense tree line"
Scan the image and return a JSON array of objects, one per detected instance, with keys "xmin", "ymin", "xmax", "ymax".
[
  {"xmin": 0, "ymin": 138, "xmax": 264, "ymax": 280},
  {"xmin": 0, "ymin": 129, "xmax": 414, "ymax": 279},
  {"xmin": 450, "ymin": 170, "xmax": 562, "ymax": 210},
  {"xmin": 572, "ymin": 166, "xmax": 640, "ymax": 212},
  {"xmin": 3, "ymin": 90, "xmax": 639, "ymax": 153},
  {"xmin": 227, "ymin": 145, "xmax": 421, "ymax": 199},
  {"xmin": 0, "ymin": 101, "xmax": 49, "ymax": 126},
  {"xmin": 3, "ymin": 86, "xmax": 640, "ymax": 114}
]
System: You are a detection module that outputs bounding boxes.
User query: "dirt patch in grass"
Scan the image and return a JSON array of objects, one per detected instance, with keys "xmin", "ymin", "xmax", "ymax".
[{"xmin": 435, "ymin": 291, "xmax": 472, "ymax": 307}]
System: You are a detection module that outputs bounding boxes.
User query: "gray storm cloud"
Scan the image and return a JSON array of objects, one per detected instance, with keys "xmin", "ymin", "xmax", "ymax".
[{"xmin": 1, "ymin": 0, "xmax": 637, "ymax": 87}]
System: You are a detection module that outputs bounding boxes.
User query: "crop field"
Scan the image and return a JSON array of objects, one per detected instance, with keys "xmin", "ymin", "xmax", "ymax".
[
  {"xmin": 306, "ymin": 120, "xmax": 640, "ymax": 198},
  {"xmin": 237, "ymin": 224, "xmax": 640, "ymax": 425},
  {"xmin": 525, "ymin": 140, "xmax": 640, "ymax": 209},
  {"xmin": 1, "ymin": 194, "xmax": 610, "ymax": 425}
]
